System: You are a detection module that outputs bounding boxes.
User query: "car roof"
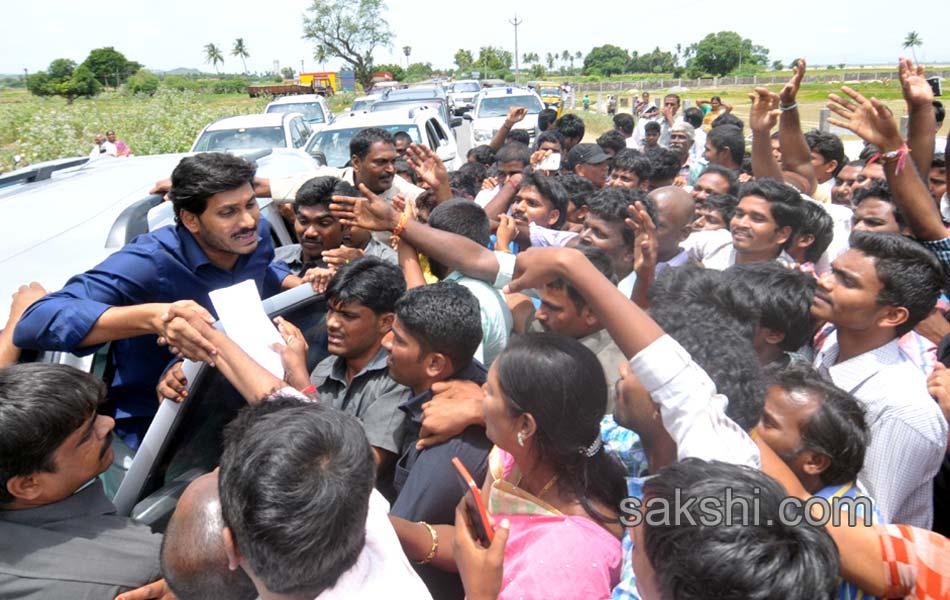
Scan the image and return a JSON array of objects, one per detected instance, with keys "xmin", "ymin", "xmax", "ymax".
[
  {"xmin": 382, "ymin": 88, "xmax": 445, "ymax": 100},
  {"xmin": 266, "ymin": 94, "xmax": 328, "ymax": 106},
  {"xmin": 477, "ymin": 86, "xmax": 538, "ymax": 98},
  {"xmin": 317, "ymin": 108, "xmax": 436, "ymax": 131},
  {"xmin": 204, "ymin": 113, "xmax": 297, "ymax": 131}
]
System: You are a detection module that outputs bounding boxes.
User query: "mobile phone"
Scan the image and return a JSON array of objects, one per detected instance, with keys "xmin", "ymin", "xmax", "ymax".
[
  {"xmin": 927, "ymin": 76, "xmax": 942, "ymax": 97},
  {"xmin": 539, "ymin": 152, "xmax": 561, "ymax": 171},
  {"xmin": 452, "ymin": 456, "xmax": 494, "ymax": 546}
]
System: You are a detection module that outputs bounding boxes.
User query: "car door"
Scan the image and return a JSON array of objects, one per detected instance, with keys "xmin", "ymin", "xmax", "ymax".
[{"xmin": 428, "ymin": 118, "xmax": 459, "ymax": 168}]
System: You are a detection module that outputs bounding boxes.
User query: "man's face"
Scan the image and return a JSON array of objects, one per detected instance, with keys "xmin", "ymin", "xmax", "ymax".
[
  {"xmin": 853, "ymin": 163, "xmax": 885, "ymax": 191},
  {"xmin": 578, "ymin": 214, "xmax": 632, "ymax": 274},
  {"xmin": 539, "ymin": 140, "xmax": 562, "ymax": 154},
  {"xmin": 325, "ymin": 299, "xmax": 389, "ymax": 359},
  {"xmin": 106, "ymin": 132, "xmax": 117, "ymax": 143},
  {"xmin": 29, "ymin": 412, "xmax": 115, "ymax": 505},
  {"xmin": 811, "ymin": 249, "xmax": 892, "ymax": 331},
  {"xmin": 644, "ymin": 131, "xmax": 660, "ymax": 148},
  {"xmin": 185, "ymin": 183, "xmax": 261, "ymax": 260},
  {"xmin": 831, "ymin": 165, "xmax": 860, "ymax": 207},
  {"xmin": 809, "ymin": 151, "xmax": 837, "ymax": 184},
  {"xmin": 382, "ymin": 316, "xmax": 427, "ymax": 391},
  {"xmin": 94, "ymin": 134, "xmax": 104, "ymax": 145},
  {"xmin": 756, "ymin": 385, "xmax": 820, "ymax": 479},
  {"xmin": 668, "ymin": 131, "xmax": 693, "ymax": 159},
  {"xmin": 770, "ymin": 138, "xmax": 782, "ymax": 167},
  {"xmin": 929, "ymin": 166, "xmax": 947, "ymax": 202},
  {"xmin": 512, "ymin": 185, "xmax": 560, "ymax": 228},
  {"xmin": 702, "ymin": 139, "xmax": 722, "ymax": 165},
  {"xmin": 690, "ymin": 172, "xmax": 730, "ymax": 202},
  {"xmin": 576, "ymin": 161, "xmax": 609, "ymax": 189},
  {"xmin": 730, "ymin": 195, "xmax": 789, "ymax": 258},
  {"xmin": 609, "ymin": 169, "xmax": 641, "ymax": 189},
  {"xmin": 663, "ymin": 96, "xmax": 680, "ymax": 115},
  {"xmin": 497, "ymin": 160, "xmax": 526, "ymax": 186},
  {"xmin": 352, "ymin": 141, "xmax": 396, "ymax": 194},
  {"xmin": 535, "ymin": 284, "xmax": 594, "ymax": 338},
  {"xmin": 654, "ymin": 200, "xmax": 692, "ymax": 259},
  {"xmin": 692, "ymin": 205, "xmax": 727, "ymax": 231},
  {"xmin": 852, "ymin": 198, "xmax": 903, "ymax": 234},
  {"xmin": 295, "ymin": 204, "xmax": 343, "ymax": 262},
  {"xmin": 342, "ymin": 224, "xmax": 371, "ymax": 248},
  {"xmin": 394, "ymin": 137, "xmax": 410, "ymax": 157}
]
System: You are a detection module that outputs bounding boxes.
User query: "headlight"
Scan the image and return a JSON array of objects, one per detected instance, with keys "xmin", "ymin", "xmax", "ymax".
[{"xmin": 473, "ymin": 128, "xmax": 493, "ymax": 142}]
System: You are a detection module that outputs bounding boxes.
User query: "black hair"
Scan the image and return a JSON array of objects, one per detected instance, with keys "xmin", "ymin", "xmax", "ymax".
[
  {"xmin": 219, "ymin": 398, "xmax": 374, "ymax": 598},
  {"xmin": 710, "ymin": 95, "xmax": 722, "ymax": 103},
  {"xmin": 506, "ymin": 128, "xmax": 531, "ymax": 146},
  {"xmin": 645, "ymin": 147, "xmax": 681, "ymax": 185},
  {"xmin": 703, "ymin": 193, "xmax": 738, "ymax": 223},
  {"xmin": 393, "ymin": 130, "xmax": 412, "ymax": 145},
  {"xmin": 538, "ymin": 108, "xmax": 558, "ymax": 132},
  {"xmin": 710, "ymin": 111, "xmax": 744, "ymax": 132},
  {"xmin": 849, "ymin": 231, "xmax": 945, "ymax": 336},
  {"xmin": 853, "ymin": 180, "xmax": 905, "ymax": 229},
  {"xmin": 518, "ymin": 170, "xmax": 570, "ymax": 229},
  {"xmin": 559, "ymin": 173, "xmax": 596, "ymax": 209},
  {"xmin": 682, "ymin": 107, "xmax": 704, "ymax": 129},
  {"xmin": 699, "ymin": 164, "xmax": 740, "ymax": 196},
  {"xmin": 428, "ymin": 198, "xmax": 491, "ymax": 248},
  {"xmin": 494, "ymin": 142, "xmax": 532, "ymax": 166},
  {"xmin": 612, "ymin": 149, "xmax": 652, "ymax": 183},
  {"xmin": 644, "ymin": 121, "xmax": 661, "ymax": 135},
  {"xmin": 643, "ymin": 459, "xmax": 839, "ymax": 600},
  {"xmin": 535, "ymin": 130, "xmax": 565, "ymax": 152},
  {"xmin": 294, "ymin": 176, "xmax": 357, "ymax": 213},
  {"xmin": 858, "ymin": 143, "xmax": 880, "ymax": 162},
  {"xmin": 0, "ymin": 364, "xmax": 104, "ymax": 504},
  {"xmin": 395, "ymin": 282, "xmax": 482, "ymax": 368},
  {"xmin": 933, "ymin": 153, "xmax": 946, "ymax": 170},
  {"xmin": 613, "ymin": 113, "xmax": 634, "ymax": 136},
  {"xmin": 349, "ymin": 127, "xmax": 394, "ymax": 160},
  {"xmin": 720, "ymin": 261, "xmax": 818, "ymax": 352},
  {"xmin": 805, "ymin": 130, "xmax": 847, "ymax": 177},
  {"xmin": 467, "ymin": 144, "xmax": 495, "ymax": 166},
  {"xmin": 325, "ymin": 256, "xmax": 406, "ymax": 315},
  {"xmin": 495, "ymin": 334, "xmax": 627, "ymax": 523},
  {"xmin": 555, "ymin": 113, "xmax": 585, "ymax": 141},
  {"xmin": 548, "ymin": 245, "xmax": 618, "ymax": 312},
  {"xmin": 767, "ymin": 364, "xmax": 869, "ymax": 487},
  {"xmin": 934, "ymin": 100, "xmax": 945, "ymax": 125},
  {"xmin": 169, "ymin": 153, "xmax": 256, "ymax": 223},
  {"xmin": 587, "ymin": 187, "xmax": 652, "ymax": 246},
  {"xmin": 706, "ymin": 125, "xmax": 745, "ymax": 166},
  {"xmin": 738, "ymin": 178, "xmax": 805, "ymax": 244},
  {"xmin": 596, "ymin": 129, "xmax": 627, "ymax": 155},
  {"xmin": 797, "ymin": 200, "xmax": 835, "ymax": 263},
  {"xmin": 449, "ymin": 162, "xmax": 487, "ymax": 199}
]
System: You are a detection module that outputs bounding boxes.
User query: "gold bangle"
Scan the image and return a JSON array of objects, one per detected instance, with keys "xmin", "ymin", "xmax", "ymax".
[{"xmin": 416, "ymin": 521, "xmax": 438, "ymax": 565}]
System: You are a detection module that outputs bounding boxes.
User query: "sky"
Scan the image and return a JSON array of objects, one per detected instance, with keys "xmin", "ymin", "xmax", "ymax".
[{"xmin": 3, "ymin": 0, "xmax": 947, "ymax": 76}]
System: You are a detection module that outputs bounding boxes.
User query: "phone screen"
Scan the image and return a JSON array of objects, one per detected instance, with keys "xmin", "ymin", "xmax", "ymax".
[{"xmin": 539, "ymin": 152, "xmax": 561, "ymax": 171}]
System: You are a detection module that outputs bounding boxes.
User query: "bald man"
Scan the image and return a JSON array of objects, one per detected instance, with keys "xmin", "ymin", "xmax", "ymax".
[
  {"xmin": 161, "ymin": 472, "xmax": 257, "ymax": 600},
  {"xmin": 646, "ymin": 186, "xmax": 695, "ymax": 274}
]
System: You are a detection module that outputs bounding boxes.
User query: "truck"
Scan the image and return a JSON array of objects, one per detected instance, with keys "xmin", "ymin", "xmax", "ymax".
[{"xmin": 248, "ymin": 72, "xmax": 337, "ymax": 98}]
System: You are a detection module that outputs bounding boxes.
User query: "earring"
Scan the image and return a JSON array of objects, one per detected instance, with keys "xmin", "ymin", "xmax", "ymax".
[{"xmin": 517, "ymin": 431, "xmax": 525, "ymax": 447}]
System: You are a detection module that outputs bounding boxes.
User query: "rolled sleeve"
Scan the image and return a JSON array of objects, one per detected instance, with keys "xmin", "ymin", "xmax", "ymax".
[{"xmin": 492, "ymin": 251, "xmax": 516, "ymax": 290}]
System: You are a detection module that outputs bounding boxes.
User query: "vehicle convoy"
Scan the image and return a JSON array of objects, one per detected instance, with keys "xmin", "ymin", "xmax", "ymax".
[
  {"xmin": 371, "ymin": 86, "xmax": 461, "ymax": 130},
  {"xmin": 265, "ymin": 94, "xmax": 333, "ymax": 127},
  {"xmin": 447, "ymin": 79, "xmax": 482, "ymax": 115},
  {"xmin": 190, "ymin": 113, "xmax": 313, "ymax": 153},
  {"xmin": 465, "ymin": 86, "xmax": 545, "ymax": 148}
]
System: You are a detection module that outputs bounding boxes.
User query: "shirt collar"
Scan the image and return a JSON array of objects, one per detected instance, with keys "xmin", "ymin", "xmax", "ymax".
[
  {"xmin": 815, "ymin": 331, "xmax": 903, "ymax": 392},
  {"xmin": 0, "ymin": 480, "xmax": 115, "ymax": 525},
  {"xmin": 324, "ymin": 345, "xmax": 391, "ymax": 385},
  {"xmin": 176, "ymin": 222, "xmax": 264, "ymax": 273}
]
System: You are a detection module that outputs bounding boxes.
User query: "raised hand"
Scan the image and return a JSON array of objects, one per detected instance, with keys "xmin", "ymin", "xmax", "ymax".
[
  {"xmin": 506, "ymin": 247, "xmax": 577, "ymax": 294},
  {"xmin": 779, "ymin": 58, "xmax": 806, "ymax": 106},
  {"xmin": 272, "ymin": 316, "xmax": 310, "ymax": 389},
  {"xmin": 899, "ymin": 57, "xmax": 934, "ymax": 109},
  {"xmin": 505, "ymin": 106, "xmax": 528, "ymax": 128},
  {"xmin": 405, "ymin": 143, "xmax": 449, "ymax": 194},
  {"xmin": 827, "ymin": 86, "xmax": 904, "ymax": 152},
  {"xmin": 495, "ymin": 213, "xmax": 517, "ymax": 251},
  {"xmin": 748, "ymin": 87, "xmax": 781, "ymax": 134},
  {"xmin": 625, "ymin": 202, "xmax": 658, "ymax": 276},
  {"xmin": 329, "ymin": 183, "xmax": 401, "ymax": 232}
]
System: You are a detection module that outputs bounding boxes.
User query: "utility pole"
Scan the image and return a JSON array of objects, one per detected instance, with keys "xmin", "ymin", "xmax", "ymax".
[{"xmin": 509, "ymin": 14, "xmax": 522, "ymax": 85}]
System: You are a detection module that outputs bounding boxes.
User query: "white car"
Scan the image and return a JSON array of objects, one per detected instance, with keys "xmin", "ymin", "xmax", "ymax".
[
  {"xmin": 264, "ymin": 94, "xmax": 333, "ymax": 129},
  {"xmin": 447, "ymin": 80, "xmax": 481, "ymax": 115},
  {"xmin": 465, "ymin": 87, "xmax": 544, "ymax": 149},
  {"xmin": 350, "ymin": 93, "xmax": 382, "ymax": 112},
  {"xmin": 191, "ymin": 113, "xmax": 312, "ymax": 153},
  {"xmin": 305, "ymin": 107, "xmax": 463, "ymax": 170}
]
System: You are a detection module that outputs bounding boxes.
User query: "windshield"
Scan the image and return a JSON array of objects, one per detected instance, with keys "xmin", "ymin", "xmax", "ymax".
[
  {"xmin": 351, "ymin": 98, "xmax": 377, "ymax": 112},
  {"xmin": 453, "ymin": 82, "xmax": 480, "ymax": 93},
  {"xmin": 373, "ymin": 100, "xmax": 448, "ymax": 124},
  {"xmin": 539, "ymin": 86, "xmax": 560, "ymax": 97},
  {"xmin": 266, "ymin": 102, "xmax": 326, "ymax": 124},
  {"xmin": 307, "ymin": 125, "xmax": 422, "ymax": 167},
  {"xmin": 193, "ymin": 126, "xmax": 286, "ymax": 151},
  {"xmin": 476, "ymin": 95, "xmax": 544, "ymax": 118}
]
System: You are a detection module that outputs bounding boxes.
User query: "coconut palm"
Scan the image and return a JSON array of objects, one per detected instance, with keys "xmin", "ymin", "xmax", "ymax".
[
  {"xmin": 903, "ymin": 31, "xmax": 922, "ymax": 62},
  {"xmin": 204, "ymin": 43, "xmax": 224, "ymax": 73},
  {"xmin": 232, "ymin": 38, "xmax": 250, "ymax": 74},
  {"xmin": 546, "ymin": 52, "xmax": 555, "ymax": 70}
]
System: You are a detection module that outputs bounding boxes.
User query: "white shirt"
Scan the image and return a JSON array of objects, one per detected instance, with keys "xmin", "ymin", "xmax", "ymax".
[
  {"xmin": 316, "ymin": 490, "xmax": 432, "ymax": 599},
  {"xmin": 445, "ymin": 271, "xmax": 512, "ymax": 366},
  {"xmin": 631, "ymin": 114, "xmax": 683, "ymax": 148},
  {"xmin": 89, "ymin": 141, "xmax": 117, "ymax": 160},
  {"xmin": 814, "ymin": 332, "xmax": 948, "ymax": 528},
  {"xmin": 683, "ymin": 228, "xmax": 793, "ymax": 271},
  {"xmin": 690, "ymin": 128, "xmax": 707, "ymax": 164}
]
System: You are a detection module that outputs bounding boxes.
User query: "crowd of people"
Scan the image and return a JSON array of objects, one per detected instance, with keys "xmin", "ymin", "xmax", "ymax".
[{"xmin": 1, "ymin": 57, "xmax": 949, "ymax": 600}]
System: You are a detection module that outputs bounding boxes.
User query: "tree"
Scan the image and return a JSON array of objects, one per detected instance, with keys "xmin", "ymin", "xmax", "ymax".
[
  {"xmin": 204, "ymin": 43, "xmax": 224, "ymax": 73},
  {"xmin": 583, "ymin": 45, "xmax": 629, "ymax": 77},
  {"xmin": 80, "ymin": 47, "xmax": 142, "ymax": 87},
  {"xmin": 281, "ymin": 66, "xmax": 295, "ymax": 79},
  {"xmin": 686, "ymin": 31, "xmax": 768, "ymax": 77},
  {"xmin": 232, "ymin": 38, "xmax": 250, "ymax": 74},
  {"xmin": 454, "ymin": 49, "xmax": 474, "ymax": 71},
  {"xmin": 26, "ymin": 58, "xmax": 101, "ymax": 103},
  {"xmin": 529, "ymin": 64, "xmax": 546, "ymax": 78},
  {"xmin": 903, "ymin": 31, "xmax": 922, "ymax": 62},
  {"xmin": 302, "ymin": 0, "xmax": 393, "ymax": 92},
  {"xmin": 629, "ymin": 47, "xmax": 676, "ymax": 74},
  {"xmin": 124, "ymin": 68, "xmax": 159, "ymax": 95},
  {"xmin": 374, "ymin": 63, "xmax": 405, "ymax": 81},
  {"xmin": 405, "ymin": 62, "xmax": 433, "ymax": 81},
  {"xmin": 475, "ymin": 47, "xmax": 512, "ymax": 78},
  {"xmin": 561, "ymin": 50, "xmax": 570, "ymax": 69},
  {"xmin": 771, "ymin": 60, "xmax": 784, "ymax": 71},
  {"xmin": 545, "ymin": 52, "xmax": 555, "ymax": 70}
]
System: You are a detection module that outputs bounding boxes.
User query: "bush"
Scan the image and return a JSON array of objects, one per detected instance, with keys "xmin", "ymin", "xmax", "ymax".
[{"xmin": 124, "ymin": 69, "xmax": 160, "ymax": 96}]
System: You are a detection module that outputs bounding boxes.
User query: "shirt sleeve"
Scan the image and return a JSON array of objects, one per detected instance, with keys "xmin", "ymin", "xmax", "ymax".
[
  {"xmin": 12, "ymin": 244, "xmax": 162, "ymax": 353},
  {"xmin": 629, "ymin": 334, "xmax": 761, "ymax": 468},
  {"xmin": 492, "ymin": 251, "xmax": 516, "ymax": 290},
  {"xmin": 920, "ymin": 236, "xmax": 950, "ymax": 281},
  {"xmin": 360, "ymin": 380, "xmax": 412, "ymax": 455},
  {"xmin": 528, "ymin": 223, "xmax": 580, "ymax": 248}
]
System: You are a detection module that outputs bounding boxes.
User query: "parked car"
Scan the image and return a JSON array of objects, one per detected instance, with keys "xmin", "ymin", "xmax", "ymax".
[
  {"xmin": 305, "ymin": 107, "xmax": 463, "ymax": 170},
  {"xmin": 447, "ymin": 80, "xmax": 482, "ymax": 115},
  {"xmin": 371, "ymin": 87, "xmax": 461, "ymax": 130},
  {"xmin": 350, "ymin": 93, "xmax": 382, "ymax": 113},
  {"xmin": 265, "ymin": 94, "xmax": 333, "ymax": 128},
  {"xmin": 190, "ymin": 113, "xmax": 312, "ymax": 152},
  {"xmin": 465, "ymin": 87, "xmax": 545, "ymax": 149}
]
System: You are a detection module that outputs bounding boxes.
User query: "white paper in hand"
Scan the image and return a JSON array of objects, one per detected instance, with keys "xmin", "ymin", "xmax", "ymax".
[{"xmin": 209, "ymin": 279, "xmax": 285, "ymax": 379}]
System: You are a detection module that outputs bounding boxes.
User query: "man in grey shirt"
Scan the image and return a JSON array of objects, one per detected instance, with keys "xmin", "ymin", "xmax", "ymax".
[{"xmin": 0, "ymin": 364, "xmax": 162, "ymax": 598}]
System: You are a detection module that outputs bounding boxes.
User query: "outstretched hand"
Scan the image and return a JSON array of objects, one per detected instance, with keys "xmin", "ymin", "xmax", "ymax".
[
  {"xmin": 748, "ymin": 87, "xmax": 781, "ymax": 134},
  {"xmin": 405, "ymin": 143, "xmax": 449, "ymax": 193},
  {"xmin": 506, "ymin": 247, "xmax": 577, "ymax": 294},
  {"xmin": 329, "ymin": 183, "xmax": 401, "ymax": 232},
  {"xmin": 157, "ymin": 301, "xmax": 218, "ymax": 366},
  {"xmin": 779, "ymin": 58, "xmax": 806, "ymax": 106},
  {"xmin": 826, "ymin": 86, "xmax": 904, "ymax": 152},
  {"xmin": 626, "ymin": 202, "xmax": 657, "ymax": 276},
  {"xmin": 899, "ymin": 57, "xmax": 934, "ymax": 109}
]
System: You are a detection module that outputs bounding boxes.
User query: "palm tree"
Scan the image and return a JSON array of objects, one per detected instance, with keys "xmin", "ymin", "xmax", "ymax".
[
  {"xmin": 204, "ymin": 43, "xmax": 224, "ymax": 73},
  {"xmin": 903, "ymin": 31, "xmax": 922, "ymax": 62},
  {"xmin": 675, "ymin": 43, "xmax": 682, "ymax": 66},
  {"xmin": 231, "ymin": 38, "xmax": 249, "ymax": 74},
  {"xmin": 561, "ymin": 50, "xmax": 570, "ymax": 70},
  {"xmin": 546, "ymin": 52, "xmax": 555, "ymax": 70}
]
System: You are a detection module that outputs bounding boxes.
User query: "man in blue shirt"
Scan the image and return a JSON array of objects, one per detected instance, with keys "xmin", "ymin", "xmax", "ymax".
[{"xmin": 14, "ymin": 153, "xmax": 294, "ymax": 446}]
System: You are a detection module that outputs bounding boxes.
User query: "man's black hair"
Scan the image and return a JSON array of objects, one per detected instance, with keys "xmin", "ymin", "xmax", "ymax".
[
  {"xmin": 704, "ymin": 193, "xmax": 738, "ymax": 223},
  {"xmin": 805, "ymin": 130, "xmax": 847, "ymax": 177},
  {"xmin": 169, "ymin": 153, "xmax": 256, "ymax": 223},
  {"xmin": 294, "ymin": 176, "xmax": 358, "ymax": 213},
  {"xmin": 428, "ymin": 198, "xmax": 491, "ymax": 247},
  {"xmin": 934, "ymin": 100, "xmax": 945, "ymax": 125},
  {"xmin": 555, "ymin": 113, "xmax": 585, "ymax": 141},
  {"xmin": 797, "ymin": 200, "xmax": 835, "ymax": 263},
  {"xmin": 853, "ymin": 180, "xmax": 905, "ymax": 229},
  {"xmin": 0, "ymin": 364, "xmax": 104, "ymax": 505},
  {"xmin": 719, "ymin": 261, "xmax": 818, "ymax": 352},
  {"xmin": 494, "ymin": 142, "xmax": 532, "ymax": 166},
  {"xmin": 699, "ymin": 164, "xmax": 740, "ymax": 196},
  {"xmin": 395, "ymin": 282, "xmax": 482, "ymax": 368},
  {"xmin": 392, "ymin": 130, "xmax": 412, "ymax": 145},
  {"xmin": 933, "ymin": 153, "xmax": 946, "ymax": 170},
  {"xmin": 349, "ymin": 127, "xmax": 395, "ymax": 160},
  {"xmin": 738, "ymin": 178, "xmax": 805, "ymax": 245},
  {"xmin": 538, "ymin": 108, "xmax": 558, "ymax": 132},
  {"xmin": 596, "ymin": 130, "xmax": 627, "ymax": 155},
  {"xmin": 449, "ymin": 162, "xmax": 487, "ymax": 199},
  {"xmin": 535, "ymin": 130, "xmax": 565, "ymax": 152},
  {"xmin": 325, "ymin": 256, "xmax": 406, "ymax": 315},
  {"xmin": 548, "ymin": 245, "xmax": 617, "ymax": 313},
  {"xmin": 710, "ymin": 111, "xmax": 744, "ymax": 132},
  {"xmin": 517, "ymin": 170, "xmax": 570, "ymax": 229},
  {"xmin": 506, "ymin": 128, "xmax": 531, "ymax": 146},
  {"xmin": 467, "ymin": 144, "xmax": 495, "ymax": 166},
  {"xmin": 767, "ymin": 364, "xmax": 869, "ymax": 487},
  {"xmin": 559, "ymin": 173, "xmax": 596, "ymax": 208},
  {"xmin": 612, "ymin": 149, "xmax": 652, "ymax": 183},
  {"xmin": 682, "ymin": 107, "xmax": 704, "ymax": 129},
  {"xmin": 586, "ymin": 187, "xmax": 654, "ymax": 247},
  {"xmin": 849, "ymin": 231, "xmax": 945, "ymax": 336},
  {"xmin": 644, "ymin": 121, "xmax": 661, "ymax": 135},
  {"xmin": 613, "ymin": 113, "xmax": 634, "ymax": 136},
  {"xmin": 219, "ymin": 399, "xmax": 374, "ymax": 598},
  {"xmin": 858, "ymin": 143, "xmax": 880, "ymax": 162},
  {"xmin": 707, "ymin": 125, "xmax": 745, "ymax": 167},
  {"xmin": 643, "ymin": 459, "xmax": 839, "ymax": 600},
  {"xmin": 645, "ymin": 147, "xmax": 681, "ymax": 185}
]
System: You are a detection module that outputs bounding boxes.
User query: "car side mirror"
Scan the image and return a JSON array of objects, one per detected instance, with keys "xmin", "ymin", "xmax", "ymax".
[
  {"xmin": 462, "ymin": 113, "xmax": 473, "ymax": 121},
  {"xmin": 450, "ymin": 117, "xmax": 463, "ymax": 128}
]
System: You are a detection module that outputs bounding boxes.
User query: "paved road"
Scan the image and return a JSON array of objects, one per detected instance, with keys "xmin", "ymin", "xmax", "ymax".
[{"xmin": 453, "ymin": 121, "xmax": 472, "ymax": 163}]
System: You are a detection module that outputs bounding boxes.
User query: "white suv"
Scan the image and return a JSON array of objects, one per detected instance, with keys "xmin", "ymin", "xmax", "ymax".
[
  {"xmin": 465, "ymin": 87, "xmax": 544, "ymax": 149},
  {"xmin": 447, "ymin": 80, "xmax": 481, "ymax": 115},
  {"xmin": 191, "ymin": 113, "xmax": 312, "ymax": 152},
  {"xmin": 265, "ymin": 94, "xmax": 333, "ymax": 129}
]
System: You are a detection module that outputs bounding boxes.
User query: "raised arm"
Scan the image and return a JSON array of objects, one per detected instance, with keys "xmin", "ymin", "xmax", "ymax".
[
  {"xmin": 899, "ymin": 57, "xmax": 937, "ymax": 177},
  {"xmin": 748, "ymin": 87, "xmax": 785, "ymax": 182},
  {"xmin": 488, "ymin": 106, "xmax": 527, "ymax": 152},
  {"xmin": 777, "ymin": 59, "xmax": 818, "ymax": 194}
]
